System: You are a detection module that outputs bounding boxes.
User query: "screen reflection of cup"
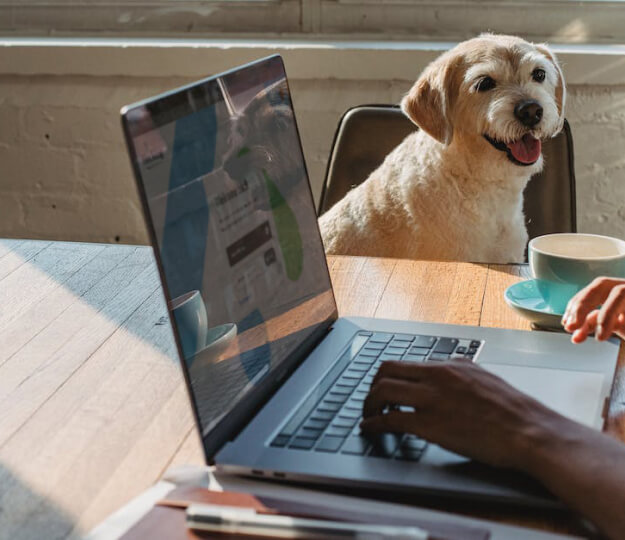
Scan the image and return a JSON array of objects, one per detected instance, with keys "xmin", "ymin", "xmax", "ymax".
[{"xmin": 170, "ymin": 290, "xmax": 208, "ymax": 361}]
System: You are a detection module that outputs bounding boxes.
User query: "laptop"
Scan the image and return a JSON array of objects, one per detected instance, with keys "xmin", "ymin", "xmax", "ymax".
[{"xmin": 121, "ymin": 55, "xmax": 619, "ymax": 507}]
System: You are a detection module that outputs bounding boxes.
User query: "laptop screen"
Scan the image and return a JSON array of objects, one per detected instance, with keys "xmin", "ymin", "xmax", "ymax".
[{"xmin": 123, "ymin": 56, "xmax": 337, "ymax": 446}]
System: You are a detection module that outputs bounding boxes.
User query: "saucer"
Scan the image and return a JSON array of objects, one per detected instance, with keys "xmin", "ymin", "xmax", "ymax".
[
  {"xmin": 504, "ymin": 279, "xmax": 564, "ymax": 331},
  {"xmin": 205, "ymin": 322, "xmax": 237, "ymax": 349},
  {"xmin": 187, "ymin": 323, "xmax": 238, "ymax": 368}
]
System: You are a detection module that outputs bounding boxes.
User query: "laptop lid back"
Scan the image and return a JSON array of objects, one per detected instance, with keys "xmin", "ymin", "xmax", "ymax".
[{"xmin": 121, "ymin": 55, "xmax": 337, "ymax": 461}]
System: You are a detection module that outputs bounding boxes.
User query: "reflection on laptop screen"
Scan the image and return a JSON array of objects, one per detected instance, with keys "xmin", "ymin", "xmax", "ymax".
[{"xmin": 125, "ymin": 56, "xmax": 336, "ymax": 438}]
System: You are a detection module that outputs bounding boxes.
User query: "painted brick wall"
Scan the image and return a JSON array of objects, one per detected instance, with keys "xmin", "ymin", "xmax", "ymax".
[{"xmin": 0, "ymin": 74, "xmax": 623, "ymax": 244}]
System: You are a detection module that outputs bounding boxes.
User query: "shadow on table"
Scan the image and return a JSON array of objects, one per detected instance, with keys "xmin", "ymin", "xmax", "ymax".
[
  {"xmin": 0, "ymin": 462, "xmax": 80, "ymax": 540},
  {"xmin": 1, "ymin": 239, "xmax": 177, "ymax": 362}
]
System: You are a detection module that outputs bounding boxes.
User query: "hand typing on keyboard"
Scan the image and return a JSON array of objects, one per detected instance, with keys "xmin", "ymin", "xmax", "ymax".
[
  {"xmin": 361, "ymin": 360, "xmax": 559, "ymax": 469},
  {"xmin": 272, "ymin": 331, "xmax": 480, "ymax": 460}
]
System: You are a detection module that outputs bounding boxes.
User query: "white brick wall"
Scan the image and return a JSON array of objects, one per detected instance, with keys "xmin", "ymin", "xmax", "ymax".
[
  {"xmin": 1, "ymin": 43, "xmax": 624, "ymax": 245},
  {"xmin": 567, "ymin": 87, "xmax": 625, "ymax": 236}
]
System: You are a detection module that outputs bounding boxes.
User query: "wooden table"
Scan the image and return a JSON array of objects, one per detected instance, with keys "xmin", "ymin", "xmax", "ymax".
[{"xmin": 1, "ymin": 240, "xmax": 623, "ymax": 539}]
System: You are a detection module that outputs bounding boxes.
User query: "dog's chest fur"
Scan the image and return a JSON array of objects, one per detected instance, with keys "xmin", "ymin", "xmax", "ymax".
[{"xmin": 319, "ymin": 130, "xmax": 532, "ymax": 263}]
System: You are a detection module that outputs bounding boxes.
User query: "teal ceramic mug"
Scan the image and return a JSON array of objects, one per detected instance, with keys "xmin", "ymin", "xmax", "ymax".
[
  {"xmin": 170, "ymin": 290, "xmax": 208, "ymax": 361},
  {"xmin": 528, "ymin": 233, "xmax": 625, "ymax": 314}
]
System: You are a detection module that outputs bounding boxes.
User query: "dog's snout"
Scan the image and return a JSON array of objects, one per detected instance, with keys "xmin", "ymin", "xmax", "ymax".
[{"xmin": 514, "ymin": 100, "xmax": 543, "ymax": 127}]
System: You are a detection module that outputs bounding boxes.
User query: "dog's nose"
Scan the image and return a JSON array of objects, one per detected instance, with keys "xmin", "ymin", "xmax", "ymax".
[{"xmin": 514, "ymin": 100, "xmax": 543, "ymax": 127}]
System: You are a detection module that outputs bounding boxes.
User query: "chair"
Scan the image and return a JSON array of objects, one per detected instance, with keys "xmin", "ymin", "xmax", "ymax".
[{"xmin": 318, "ymin": 105, "xmax": 576, "ymax": 251}]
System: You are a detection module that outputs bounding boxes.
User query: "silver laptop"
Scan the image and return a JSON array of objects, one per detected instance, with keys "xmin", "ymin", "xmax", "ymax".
[{"xmin": 121, "ymin": 55, "xmax": 619, "ymax": 507}]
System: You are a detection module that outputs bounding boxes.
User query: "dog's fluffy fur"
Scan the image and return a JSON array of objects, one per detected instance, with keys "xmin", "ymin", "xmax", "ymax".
[{"xmin": 319, "ymin": 34, "xmax": 566, "ymax": 263}]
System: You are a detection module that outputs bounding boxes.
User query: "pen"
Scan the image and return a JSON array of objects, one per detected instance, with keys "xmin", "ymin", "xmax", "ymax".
[{"xmin": 186, "ymin": 503, "xmax": 429, "ymax": 539}]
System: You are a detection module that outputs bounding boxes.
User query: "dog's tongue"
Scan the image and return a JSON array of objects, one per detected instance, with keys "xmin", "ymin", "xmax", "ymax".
[{"xmin": 506, "ymin": 134, "xmax": 541, "ymax": 164}]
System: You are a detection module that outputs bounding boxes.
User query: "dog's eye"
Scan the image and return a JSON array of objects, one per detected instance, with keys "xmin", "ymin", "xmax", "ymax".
[
  {"xmin": 532, "ymin": 68, "xmax": 546, "ymax": 83},
  {"xmin": 476, "ymin": 76, "xmax": 496, "ymax": 92}
]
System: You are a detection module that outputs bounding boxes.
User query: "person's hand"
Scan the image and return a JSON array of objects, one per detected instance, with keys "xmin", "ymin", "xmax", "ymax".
[
  {"xmin": 562, "ymin": 277, "xmax": 625, "ymax": 343},
  {"xmin": 361, "ymin": 360, "xmax": 567, "ymax": 470}
]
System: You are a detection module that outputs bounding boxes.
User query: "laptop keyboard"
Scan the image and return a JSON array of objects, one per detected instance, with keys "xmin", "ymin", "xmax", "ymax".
[{"xmin": 270, "ymin": 331, "xmax": 482, "ymax": 460}]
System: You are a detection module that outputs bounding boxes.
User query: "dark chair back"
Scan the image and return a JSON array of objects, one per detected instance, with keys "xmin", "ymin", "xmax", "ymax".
[{"xmin": 318, "ymin": 105, "xmax": 576, "ymax": 244}]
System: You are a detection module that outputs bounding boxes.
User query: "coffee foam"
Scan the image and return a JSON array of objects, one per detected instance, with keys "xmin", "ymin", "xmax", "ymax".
[{"xmin": 533, "ymin": 234, "xmax": 625, "ymax": 259}]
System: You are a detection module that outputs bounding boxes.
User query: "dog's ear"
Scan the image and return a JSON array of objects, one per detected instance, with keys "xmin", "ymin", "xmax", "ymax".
[
  {"xmin": 401, "ymin": 53, "xmax": 461, "ymax": 145},
  {"xmin": 535, "ymin": 44, "xmax": 566, "ymax": 124}
]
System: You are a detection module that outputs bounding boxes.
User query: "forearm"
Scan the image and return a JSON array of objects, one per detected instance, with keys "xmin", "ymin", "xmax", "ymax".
[{"xmin": 521, "ymin": 417, "xmax": 625, "ymax": 539}]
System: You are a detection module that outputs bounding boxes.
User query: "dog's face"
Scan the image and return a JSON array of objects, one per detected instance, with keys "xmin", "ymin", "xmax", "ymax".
[{"xmin": 401, "ymin": 34, "xmax": 565, "ymax": 171}]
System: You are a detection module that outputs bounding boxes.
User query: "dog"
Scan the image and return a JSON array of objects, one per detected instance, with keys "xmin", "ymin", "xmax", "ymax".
[{"xmin": 318, "ymin": 34, "xmax": 566, "ymax": 263}]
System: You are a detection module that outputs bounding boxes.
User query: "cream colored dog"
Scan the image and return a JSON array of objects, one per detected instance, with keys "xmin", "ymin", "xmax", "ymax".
[{"xmin": 319, "ymin": 34, "xmax": 565, "ymax": 263}]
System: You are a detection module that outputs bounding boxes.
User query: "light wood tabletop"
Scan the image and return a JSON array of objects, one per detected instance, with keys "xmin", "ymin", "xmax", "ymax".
[{"xmin": 1, "ymin": 239, "xmax": 623, "ymax": 539}]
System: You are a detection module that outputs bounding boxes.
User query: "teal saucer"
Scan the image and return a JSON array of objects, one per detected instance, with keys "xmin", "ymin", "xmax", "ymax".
[{"xmin": 504, "ymin": 279, "xmax": 564, "ymax": 331}]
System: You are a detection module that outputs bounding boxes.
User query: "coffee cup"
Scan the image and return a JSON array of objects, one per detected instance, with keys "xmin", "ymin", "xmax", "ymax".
[
  {"xmin": 528, "ymin": 233, "xmax": 625, "ymax": 314},
  {"xmin": 170, "ymin": 290, "xmax": 208, "ymax": 360}
]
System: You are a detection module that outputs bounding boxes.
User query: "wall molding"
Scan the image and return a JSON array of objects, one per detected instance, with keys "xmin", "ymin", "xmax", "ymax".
[{"xmin": 1, "ymin": 38, "xmax": 625, "ymax": 85}]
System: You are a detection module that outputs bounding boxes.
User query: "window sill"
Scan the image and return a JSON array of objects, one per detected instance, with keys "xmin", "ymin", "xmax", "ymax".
[{"xmin": 1, "ymin": 37, "xmax": 624, "ymax": 85}]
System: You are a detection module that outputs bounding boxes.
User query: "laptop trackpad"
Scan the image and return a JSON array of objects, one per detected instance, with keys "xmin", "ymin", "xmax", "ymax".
[{"xmin": 481, "ymin": 363, "xmax": 605, "ymax": 428}]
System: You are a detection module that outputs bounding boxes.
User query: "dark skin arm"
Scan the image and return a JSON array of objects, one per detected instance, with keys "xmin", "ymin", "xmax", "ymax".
[{"xmin": 362, "ymin": 361, "xmax": 625, "ymax": 540}]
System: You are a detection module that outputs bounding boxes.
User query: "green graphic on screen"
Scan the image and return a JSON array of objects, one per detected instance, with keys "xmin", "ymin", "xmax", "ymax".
[{"xmin": 263, "ymin": 169, "xmax": 303, "ymax": 281}]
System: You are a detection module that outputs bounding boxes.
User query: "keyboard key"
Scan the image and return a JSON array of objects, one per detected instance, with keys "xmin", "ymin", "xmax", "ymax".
[
  {"xmin": 315, "ymin": 436, "xmax": 345, "ymax": 452},
  {"xmin": 414, "ymin": 336, "xmax": 436, "ymax": 348},
  {"xmin": 403, "ymin": 353, "xmax": 426, "ymax": 362},
  {"xmin": 338, "ymin": 409, "xmax": 361, "ymax": 420},
  {"xmin": 290, "ymin": 437, "xmax": 316, "ymax": 450},
  {"xmin": 344, "ymin": 400, "xmax": 363, "ymax": 411},
  {"xmin": 337, "ymin": 378, "xmax": 359, "ymax": 388},
  {"xmin": 409, "ymin": 346, "xmax": 431, "ymax": 355},
  {"xmin": 333, "ymin": 417, "xmax": 358, "ymax": 428},
  {"xmin": 303, "ymin": 418, "xmax": 329, "ymax": 430},
  {"xmin": 330, "ymin": 386, "xmax": 352, "ymax": 395},
  {"xmin": 468, "ymin": 346, "xmax": 479, "ymax": 354},
  {"xmin": 358, "ymin": 331, "xmax": 373, "ymax": 337},
  {"xmin": 451, "ymin": 354, "xmax": 474, "ymax": 363},
  {"xmin": 342, "ymin": 437, "xmax": 370, "ymax": 455},
  {"xmin": 359, "ymin": 350, "xmax": 381, "ymax": 358},
  {"xmin": 271, "ymin": 435, "xmax": 290, "ymax": 447},
  {"xmin": 343, "ymin": 372, "xmax": 364, "ymax": 380},
  {"xmin": 310, "ymin": 411, "xmax": 334, "ymax": 422},
  {"xmin": 326, "ymin": 426, "xmax": 351, "ymax": 437},
  {"xmin": 318, "ymin": 401, "xmax": 341, "ymax": 412},
  {"xmin": 428, "ymin": 353, "xmax": 449, "ymax": 362},
  {"xmin": 369, "ymin": 332, "xmax": 393, "ymax": 343},
  {"xmin": 470, "ymin": 340, "xmax": 482, "ymax": 349},
  {"xmin": 456, "ymin": 346, "xmax": 467, "ymax": 354},
  {"xmin": 368, "ymin": 433, "xmax": 400, "ymax": 458},
  {"xmin": 325, "ymin": 393, "xmax": 349, "ymax": 404},
  {"xmin": 386, "ymin": 345, "xmax": 409, "ymax": 354},
  {"xmin": 297, "ymin": 428, "xmax": 323, "ymax": 439},
  {"xmin": 353, "ymin": 356, "xmax": 376, "ymax": 366},
  {"xmin": 433, "ymin": 338, "xmax": 459, "ymax": 354},
  {"xmin": 380, "ymin": 353, "xmax": 403, "ymax": 362},
  {"xmin": 393, "ymin": 334, "xmax": 416, "ymax": 342},
  {"xmin": 348, "ymin": 364, "xmax": 369, "ymax": 374},
  {"xmin": 364, "ymin": 343, "xmax": 386, "ymax": 351}
]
